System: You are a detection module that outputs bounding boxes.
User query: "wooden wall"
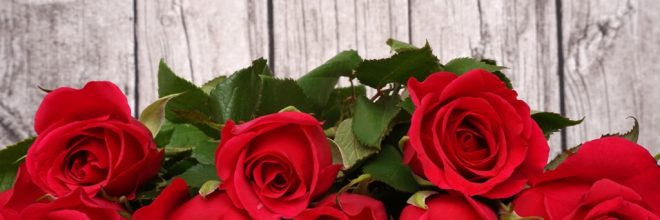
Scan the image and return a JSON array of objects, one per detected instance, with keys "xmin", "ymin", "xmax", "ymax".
[{"xmin": 1, "ymin": 0, "xmax": 658, "ymax": 157}]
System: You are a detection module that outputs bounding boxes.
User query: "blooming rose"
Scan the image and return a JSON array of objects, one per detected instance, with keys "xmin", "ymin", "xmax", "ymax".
[
  {"xmin": 294, "ymin": 193, "xmax": 387, "ymax": 220},
  {"xmin": 403, "ymin": 70, "xmax": 549, "ymax": 198},
  {"xmin": 399, "ymin": 193, "xmax": 497, "ymax": 220},
  {"xmin": 514, "ymin": 137, "xmax": 660, "ymax": 219},
  {"xmin": 132, "ymin": 178, "xmax": 249, "ymax": 220},
  {"xmin": 215, "ymin": 112, "xmax": 342, "ymax": 219},
  {"xmin": 26, "ymin": 81, "xmax": 163, "ymax": 199},
  {"xmin": 1, "ymin": 165, "xmax": 124, "ymax": 220}
]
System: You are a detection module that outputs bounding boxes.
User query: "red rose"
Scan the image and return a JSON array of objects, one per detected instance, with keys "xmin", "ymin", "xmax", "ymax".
[
  {"xmin": 404, "ymin": 70, "xmax": 548, "ymax": 198},
  {"xmin": 19, "ymin": 189, "xmax": 125, "ymax": 220},
  {"xmin": 294, "ymin": 193, "xmax": 387, "ymax": 220},
  {"xmin": 26, "ymin": 81, "xmax": 163, "ymax": 199},
  {"xmin": 215, "ymin": 112, "xmax": 342, "ymax": 219},
  {"xmin": 514, "ymin": 137, "xmax": 660, "ymax": 219},
  {"xmin": 132, "ymin": 178, "xmax": 249, "ymax": 220},
  {"xmin": 399, "ymin": 193, "xmax": 496, "ymax": 220}
]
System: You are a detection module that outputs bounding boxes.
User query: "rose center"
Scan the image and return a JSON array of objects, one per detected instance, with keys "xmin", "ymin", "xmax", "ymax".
[
  {"xmin": 245, "ymin": 155, "xmax": 301, "ymax": 199},
  {"xmin": 456, "ymin": 126, "xmax": 489, "ymax": 160},
  {"xmin": 67, "ymin": 151, "xmax": 106, "ymax": 184}
]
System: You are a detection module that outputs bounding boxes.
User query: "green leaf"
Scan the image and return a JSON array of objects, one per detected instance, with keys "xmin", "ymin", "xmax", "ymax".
[
  {"xmin": 0, "ymin": 137, "xmax": 34, "ymax": 191},
  {"xmin": 363, "ymin": 145, "xmax": 421, "ymax": 193},
  {"xmin": 172, "ymin": 110, "xmax": 223, "ymax": 131},
  {"xmin": 139, "ymin": 93, "xmax": 182, "ymax": 136},
  {"xmin": 317, "ymin": 86, "xmax": 367, "ymax": 128},
  {"xmin": 257, "ymin": 77, "xmax": 313, "ymax": 115},
  {"xmin": 386, "ymin": 38, "xmax": 418, "ymax": 53},
  {"xmin": 154, "ymin": 120, "xmax": 176, "ymax": 147},
  {"xmin": 201, "ymin": 76, "xmax": 227, "ymax": 94},
  {"xmin": 499, "ymin": 202, "xmax": 544, "ymax": 220},
  {"xmin": 531, "ymin": 112, "xmax": 583, "ymax": 139},
  {"xmin": 164, "ymin": 124, "xmax": 217, "ymax": 165},
  {"xmin": 333, "ymin": 119, "xmax": 379, "ymax": 169},
  {"xmin": 192, "ymin": 140, "xmax": 219, "ymax": 165},
  {"xmin": 352, "ymin": 94, "xmax": 402, "ymax": 148},
  {"xmin": 158, "ymin": 60, "xmax": 217, "ymax": 123},
  {"xmin": 602, "ymin": 117, "xmax": 639, "ymax": 143},
  {"xmin": 401, "ymin": 96, "xmax": 415, "ymax": 114},
  {"xmin": 279, "ymin": 106, "xmax": 302, "ymax": 113},
  {"xmin": 165, "ymin": 124, "xmax": 211, "ymax": 149},
  {"xmin": 338, "ymin": 173, "xmax": 373, "ymax": 195},
  {"xmin": 297, "ymin": 51, "xmax": 362, "ymax": 106},
  {"xmin": 163, "ymin": 158, "xmax": 196, "ymax": 179},
  {"xmin": 406, "ymin": 191, "xmax": 439, "ymax": 209},
  {"xmin": 443, "ymin": 57, "xmax": 503, "ymax": 75},
  {"xmin": 210, "ymin": 59, "xmax": 269, "ymax": 122},
  {"xmin": 198, "ymin": 180, "xmax": 221, "ymax": 198},
  {"xmin": 176, "ymin": 164, "xmax": 219, "ymax": 188},
  {"xmin": 356, "ymin": 43, "xmax": 440, "ymax": 88},
  {"xmin": 327, "ymin": 139, "xmax": 344, "ymax": 165}
]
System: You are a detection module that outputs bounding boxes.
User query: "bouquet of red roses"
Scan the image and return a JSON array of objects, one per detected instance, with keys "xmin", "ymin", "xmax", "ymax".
[{"xmin": 1, "ymin": 40, "xmax": 658, "ymax": 220}]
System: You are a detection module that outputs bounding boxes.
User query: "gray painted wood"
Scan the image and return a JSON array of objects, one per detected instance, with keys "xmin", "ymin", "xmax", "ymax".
[
  {"xmin": 0, "ymin": 0, "xmax": 658, "ymax": 158},
  {"xmin": 271, "ymin": 0, "xmax": 409, "ymax": 80},
  {"xmin": 135, "ymin": 0, "xmax": 269, "ymax": 110},
  {"xmin": 410, "ymin": 0, "xmax": 563, "ymax": 157},
  {"xmin": 0, "ymin": 0, "xmax": 135, "ymax": 147},
  {"xmin": 562, "ymin": 0, "xmax": 660, "ymax": 154}
]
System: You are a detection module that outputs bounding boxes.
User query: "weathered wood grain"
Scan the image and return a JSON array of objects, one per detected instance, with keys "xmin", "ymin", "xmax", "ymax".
[
  {"xmin": 135, "ymin": 0, "xmax": 269, "ymax": 110},
  {"xmin": 562, "ymin": 0, "xmax": 660, "ymax": 154},
  {"xmin": 410, "ymin": 0, "xmax": 563, "ymax": 157},
  {"xmin": 271, "ymin": 0, "xmax": 409, "ymax": 80},
  {"xmin": 0, "ymin": 0, "xmax": 135, "ymax": 147}
]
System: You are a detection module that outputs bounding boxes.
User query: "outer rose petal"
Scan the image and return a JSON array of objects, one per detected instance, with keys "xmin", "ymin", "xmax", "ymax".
[
  {"xmin": 514, "ymin": 137, "xmax": 660, "ymax": 219},
  {"xmin": 0, "ymin": 164, "xmax": 48, "ymax": 220},
  {"xmin": 34, "ymin": 81, "xmax": 132, "ymax": 133},
  {"xmin": 19, "ymin": 189, "xmax": 124, "ymax": 220},
  {"xmin": 295, "ymin": 193, "xmax": 387, "ymax": 220},
  {"xmin": 132, "ymin": 178, "xmax": 190, "ymax": 220},
  {"xmin": 295, "ymin": 206, "xmax": 349, "ymax": 220},
  {"xmin": 399, "ymin": 194, "xmax": 497, "ymax": 220},
  {"xmin": 132, "ymin": 178, "xmax": 249, "ymax": 220}
]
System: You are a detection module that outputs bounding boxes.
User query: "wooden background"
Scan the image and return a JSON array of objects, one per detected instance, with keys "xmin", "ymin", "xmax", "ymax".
[{"xmin": 1, "ymin": 0, "xmax": 658, "ymax": 157}]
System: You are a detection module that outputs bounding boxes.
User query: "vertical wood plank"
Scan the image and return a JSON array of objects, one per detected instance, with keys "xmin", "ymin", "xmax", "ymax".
[
  {"xmin": 409, "ymin": 0, "xmax": 563, "ymax": 157},
  {"xmin": 0, "ymin": 0, "xmax": 135, "ymax": 147},
  {"xmin": 136, "ymin": 0, "xmax": 269, "ymax": 110},
  {"xmin": 562, "ymin": 0, "xmax": 660, "ymax": 154},
  {"xmin": 272, "ymin": 0, "xmax": 409, "ymax": 79}
]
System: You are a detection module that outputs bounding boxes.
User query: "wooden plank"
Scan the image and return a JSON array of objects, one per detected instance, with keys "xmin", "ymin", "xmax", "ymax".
[
  {"xmin": 136, "ymin": 0, "xmax": 269, "ymax": 110},
  {"xmin": 562, "ymin": 0, "xmax": 660, "ymax": 154},
  {"xmin": 272, "ymin": 0, "xmax": 409, "ymax": 80},
  {"xmin": 409, "ymin": 0, "xmax": 563, "ymax": 157},
  {"xmin": 0, "ymin": 0, "xmax": 135, "ymax": 147}
]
